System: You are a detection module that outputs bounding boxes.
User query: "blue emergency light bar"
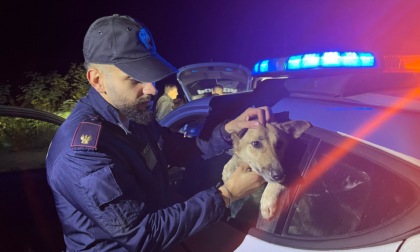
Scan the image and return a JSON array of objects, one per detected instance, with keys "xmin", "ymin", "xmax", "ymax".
[{"xmin": 253, "ymin": 51, "xmax": 376, "ymax": 74}]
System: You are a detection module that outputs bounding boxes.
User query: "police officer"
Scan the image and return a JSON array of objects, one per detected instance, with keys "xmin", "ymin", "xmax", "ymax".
[{"xmin": 46, "ymin": 14, "xmax": 269, "ymax": 251}]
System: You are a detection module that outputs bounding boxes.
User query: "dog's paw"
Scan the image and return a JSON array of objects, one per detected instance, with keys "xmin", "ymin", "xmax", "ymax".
[
  {"xmin": 222, "ymin": 156, "xmax": 239, "ymax": 182},
  {"xmin": 260, "ymin": 193, "xmax": 278, "ymax": 220},
  {"xmin": 260, "ymin": 183, "xmax": 284, "ymax": 220}
]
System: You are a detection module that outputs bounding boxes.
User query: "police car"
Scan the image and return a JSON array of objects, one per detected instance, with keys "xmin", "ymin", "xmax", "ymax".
[{"xmin": 162, "ymin": 51, "xmax": 420, "ymax": 251}]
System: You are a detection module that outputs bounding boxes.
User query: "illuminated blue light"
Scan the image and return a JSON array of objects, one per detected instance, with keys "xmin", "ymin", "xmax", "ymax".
[
  {"xmin": 341, "ymin": 52, "xmax": 359, "ymax": 66},
  {"xmin": 253, "ymin": 62, "xmax": 260, "ymax": 73},
  {"xmin": 252, "ymin": 58, "xmax": 287, "ymax": 73},
  {"xmin": 301, "ymin": 53, "xmax": 321, "ymax": 68},
  {"xmin": 358, "ymin": 53, "xmax": 375, "ymax": 66},
  {"xmin": 321, "ymin": 52, "xmax": 341, "ymax": 67},
  {"xmin": 287, "ymin": 55, "xmax": 302, "ymax": 70},
  {"xmin": 285, "ymin": 51, "xmax": 375, "ymax": 70},
  {"xmin": 252, "ymin": 51, "xmax": 376, "ymax": 75},
  {"xmin": 259, "ymin": 60, "xmax": 269, "ymax": 73}
]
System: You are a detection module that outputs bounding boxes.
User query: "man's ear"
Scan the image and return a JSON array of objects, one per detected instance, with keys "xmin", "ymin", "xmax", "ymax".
[{"xmin": 86, "ymin": 68, "xmax": 106, "ymax": 93}]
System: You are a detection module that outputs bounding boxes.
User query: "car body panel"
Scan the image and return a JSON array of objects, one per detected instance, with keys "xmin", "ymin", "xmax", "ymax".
[
  {"xmin": 160, "ymin": 96, "xmax": 212, "ymax": 127},
  {"xmin": 236, "ymin": 235, "xmax": 402, "ymax": 252},
  {"xmin": 272, "ymin": 95, "xmax": 420, "ymax": 161},
  {"xmin": 399, "ymin": 233, "xmax": 420, "ymax": 251}
]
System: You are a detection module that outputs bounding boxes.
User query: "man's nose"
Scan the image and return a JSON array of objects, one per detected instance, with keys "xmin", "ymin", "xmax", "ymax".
[{"xmin": 142, "ymin": 82, "xmax": 157, "ymax": 96}]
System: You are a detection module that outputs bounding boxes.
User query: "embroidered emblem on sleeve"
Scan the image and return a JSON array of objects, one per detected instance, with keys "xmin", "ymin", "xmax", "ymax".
[
  {"xmin": 80, "ymin": 134, "xmax": 92, "ymax": 144},
  {"xmin": 71, "ymin": 122, "xmax": 101, "ymax": 149}
]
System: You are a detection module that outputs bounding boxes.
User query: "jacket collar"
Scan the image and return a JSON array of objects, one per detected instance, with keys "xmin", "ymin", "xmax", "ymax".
[{"xmin": 82, "ymin": 87, "xmax": 123, "ymax": 126}]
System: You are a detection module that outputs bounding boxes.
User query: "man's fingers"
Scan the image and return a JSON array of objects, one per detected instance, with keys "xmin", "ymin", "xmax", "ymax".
[
  {"xmin": 225, "ymin": 106, "xmax": 272, "ymax": 133},
  {"xmin": 237, "ymin": 162, "xmax": 251, "ymax": 170},
  {"xmin": 256, "ymin": 108, "xmax": 266, "ymax": 126},
  {"xmin": 238, "ymin": 120, "xmax": 260, "ymax": 130},
  {"xmin": 248, "ymin": 172, "xmax": 265, "ymax": 186},
  {"xmin": 256, "ymin": 106, "xmax": 271, "ymax": 125},
  {"xmin": 262, "ymin": 106, "xmax": 271, "ymax": 122},
  {"xmin": 244, "ymin": 106, "xmax": 271, "ymax": 125}
]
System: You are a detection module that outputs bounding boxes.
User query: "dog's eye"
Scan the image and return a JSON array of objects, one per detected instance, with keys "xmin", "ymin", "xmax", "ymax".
[{"xmin": 251, "ymin": 141, "xmax": 262, "ymax": 148}]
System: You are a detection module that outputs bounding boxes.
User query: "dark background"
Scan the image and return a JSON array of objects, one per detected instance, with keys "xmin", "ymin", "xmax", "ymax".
[{"xmin": 2, "ymin": 0, "xmax": 420, "ymax": 85}]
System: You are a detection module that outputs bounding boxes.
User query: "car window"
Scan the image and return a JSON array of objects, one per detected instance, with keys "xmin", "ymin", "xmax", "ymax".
[
  {"xmin": 284, "ymin": 140, "xmax": 418, "ymax": 237},
  {"xmin": 177, "ymin": 63, "xmax": 252, "ymax": 101},
  {"xmin": 0, "ymin": 116, "xmax": 59, "ymax": 172},
  {"xmin": 229, "ymin": 132, "xmax": 312, "ymax": 232}
]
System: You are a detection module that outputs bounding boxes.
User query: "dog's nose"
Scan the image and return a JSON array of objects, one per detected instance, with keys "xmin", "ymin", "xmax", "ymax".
[{"xmin": 271, "ymin": 170, "xmax": 285, "ymax": 183}]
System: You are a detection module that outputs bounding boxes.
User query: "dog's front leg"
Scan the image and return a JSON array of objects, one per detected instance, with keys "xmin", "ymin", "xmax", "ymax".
[
  {"xmin": 222, "ymin": 155, "xmax": 239, "ymax": 183},
  {"xmin": 260, "ymin": 182, "xmax": 285, "ymax": 220}
]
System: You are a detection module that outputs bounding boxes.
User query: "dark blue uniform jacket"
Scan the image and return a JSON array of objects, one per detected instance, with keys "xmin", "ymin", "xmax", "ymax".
[{"xmin": 46, "ymin": 88, "xmax": 231, "ymax": 251}]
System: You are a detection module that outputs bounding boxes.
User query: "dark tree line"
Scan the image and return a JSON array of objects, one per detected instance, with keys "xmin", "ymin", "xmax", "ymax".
[
  {"xmin": 0, "ymin": 63, "xmax": 89, "ymax": 116},
  {"xmin": 0, "ymin": 63, "xmax": 90, "ymax": 154}
]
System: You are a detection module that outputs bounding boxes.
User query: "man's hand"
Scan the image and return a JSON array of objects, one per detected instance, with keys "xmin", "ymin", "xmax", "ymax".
[
  {"xmin": 219, "ymin": 162, "xmax": 265, "ymax": 207},
  {"xmin": 224, "ymin": 106, "xmax": 271, "ymax": 134}
]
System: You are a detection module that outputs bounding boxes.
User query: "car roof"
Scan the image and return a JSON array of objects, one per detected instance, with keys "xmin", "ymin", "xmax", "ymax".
[{"xmin": 251, "ymin": 51, "xmax": 420, "ymax": 110}]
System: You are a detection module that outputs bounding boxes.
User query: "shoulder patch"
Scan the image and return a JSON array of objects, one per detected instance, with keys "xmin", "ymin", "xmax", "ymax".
[{"xmin": 71, "ymin": 121, "xmax": 102, "ymax": 149}]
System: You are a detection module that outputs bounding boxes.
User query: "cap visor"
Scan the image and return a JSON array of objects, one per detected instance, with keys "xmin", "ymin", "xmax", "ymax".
[{"xmin": 116, "ymin": 54, "xmax": 177, "ymax": 82}]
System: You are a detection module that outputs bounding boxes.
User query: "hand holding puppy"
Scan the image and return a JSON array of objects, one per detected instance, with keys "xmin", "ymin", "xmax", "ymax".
[{"xmin": 218, "ymin": 162, "xmax": 264, "ymax": 208}]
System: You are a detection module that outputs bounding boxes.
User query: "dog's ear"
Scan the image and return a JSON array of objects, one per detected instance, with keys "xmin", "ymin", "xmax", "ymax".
[
  {"xmin": 277, "ymin": 120, "xmax": 311, "ymax": 139},
  {"xmin": 231, "ymin": 128, "xmax": 247, "ymax": 150},
  {"xmin": 231, "ymin": 132, "xmax": 240, "ymax": 149},
  {"xmin": 236, "ymin": 128, "xmax": 248, "ymax": 139},
  {"xmin": 271, "ymin": 111, "xmax": 290, "ymax": 123}
]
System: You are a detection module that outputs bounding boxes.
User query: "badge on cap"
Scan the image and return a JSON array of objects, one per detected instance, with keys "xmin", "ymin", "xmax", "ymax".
[{"xmin": 138, "ymin": 27, "xmax": 153, "ymax": 50}]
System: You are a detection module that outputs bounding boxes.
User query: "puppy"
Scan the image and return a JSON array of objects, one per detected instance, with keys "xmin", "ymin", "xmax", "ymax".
[{"xmin": 222, "ymin": 120, "xmax": 311, "ymax": 220}]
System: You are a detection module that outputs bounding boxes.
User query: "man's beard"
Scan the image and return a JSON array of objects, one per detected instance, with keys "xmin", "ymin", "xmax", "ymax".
[{"xmin": 118, "ymin": 100, "xmax": 155, "ymax": 126}]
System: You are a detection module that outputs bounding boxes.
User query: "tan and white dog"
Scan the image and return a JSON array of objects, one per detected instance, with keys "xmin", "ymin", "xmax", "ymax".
[{"xmin": 222, "ymin": 120, "xmax": 311, "ymax": 220}]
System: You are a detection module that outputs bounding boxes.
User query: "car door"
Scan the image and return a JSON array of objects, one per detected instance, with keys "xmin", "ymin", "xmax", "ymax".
[
  {"xmin": 240, "ymin": 126, "xmax": 420, "ymax": 251},
  {"xmin": 0, "ymin": 106, "xmax": 65, "ymax": 251}
]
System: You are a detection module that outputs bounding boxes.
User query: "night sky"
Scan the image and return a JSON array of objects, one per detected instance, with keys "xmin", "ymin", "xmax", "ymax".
[{"xmin": 2, "ymin": 0, "xmax": 420, "ymax": 84}]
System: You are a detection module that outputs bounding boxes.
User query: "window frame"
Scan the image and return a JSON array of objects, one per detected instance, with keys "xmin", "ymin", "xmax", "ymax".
[
  {"xmin": 0, "ymin": 106, "xmax": 64, "ymax": 172},
  {"xmin": 251, "ymin": 126, "xmax": 420, "ymax": 250}
]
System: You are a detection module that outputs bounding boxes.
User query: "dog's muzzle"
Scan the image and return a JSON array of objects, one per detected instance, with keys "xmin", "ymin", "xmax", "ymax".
[{"xmin": 271, "ymin": 169, "xmax": 285, "ymax": 183}]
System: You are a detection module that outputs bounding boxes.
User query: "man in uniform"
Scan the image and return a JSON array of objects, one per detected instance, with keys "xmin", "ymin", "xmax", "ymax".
[
  {"xmin": 46, "ymin": 14, "xmax": 268, "ymax": 251},
  {"xmin": 155, "ymin": 83, "xmax": 178, "ymax": 121}
]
